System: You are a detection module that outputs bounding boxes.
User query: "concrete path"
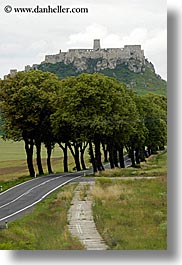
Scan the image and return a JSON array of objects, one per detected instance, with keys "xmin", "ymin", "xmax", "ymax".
[{"xmin": 67, "ymin": 182, "xmax": 108, "ymax": 250}]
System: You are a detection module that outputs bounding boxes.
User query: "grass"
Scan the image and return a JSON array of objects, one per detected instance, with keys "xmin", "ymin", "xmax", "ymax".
[
  {"xmin": 92, "ymin": 176, "xmax": 167, "ymax": 250},
  {"xmin": 0, "ymin": 183, "xmax": 84, "ymax": 250},
  {"xmin": 91, "ymin": 151, "xmax": 167, "ymax": 250},
  {"xmin": 79, "ymin": 183, "xmax": 90, "ymax": 201},
  {"xmin": 93, "ymin": 150, "xmax": 167, "ymax": 178},
  {"xmin": 0, "ymin": 138, "xmax": 91, "ymax": 190}
]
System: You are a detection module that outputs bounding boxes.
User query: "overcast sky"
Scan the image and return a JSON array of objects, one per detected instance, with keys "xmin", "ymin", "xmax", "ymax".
[{"xmin": 0, "ymin": 0, "xmax": 167, "ymax": 80}]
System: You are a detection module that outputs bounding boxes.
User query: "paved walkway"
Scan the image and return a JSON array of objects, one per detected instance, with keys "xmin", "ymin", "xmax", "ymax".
[{"xmin": 67, "ymin": 182, "xmax": 108, "ymax": 250}]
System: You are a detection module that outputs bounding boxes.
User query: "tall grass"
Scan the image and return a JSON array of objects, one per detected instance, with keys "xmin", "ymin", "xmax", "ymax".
[
  {"xmin": 92, "ymin": 177, "xmax": 167, "ymax": 250},
  {"xmin": 92, "ymin": 151, "xmax": 167, "ymax": 250}
]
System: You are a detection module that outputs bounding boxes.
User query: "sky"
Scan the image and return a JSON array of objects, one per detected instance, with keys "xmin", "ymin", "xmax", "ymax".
[{"xmin": 0, "ymin": 0, "xmax": 167, "ymax": 80}]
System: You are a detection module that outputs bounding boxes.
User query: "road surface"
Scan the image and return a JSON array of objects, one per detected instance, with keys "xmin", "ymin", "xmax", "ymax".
[{"xmin": 0, "ymin": 156, "xmax": 131, "ymax": 225}]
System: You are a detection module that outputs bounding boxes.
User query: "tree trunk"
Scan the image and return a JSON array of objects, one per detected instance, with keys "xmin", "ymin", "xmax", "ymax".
[
  {"xmin": 68, "ymin": 143, "xmax": 81, "ymax": 171},
  {"xmin": 46, "ymin": 144, "xmax": 53, "ymax": 174},
  {"xmin": 129, "ymin": 148, "xmax": 135, "ymax": 167},
  {"xmin": 59, "ymin": 143, "xmax": 68, "ymax": 172},
  {"xmin": 159, "ymin": 145, "xmax": 165, "ymax": 150},
  {"xmin": 113, "ymin": 147, "xmax": 119, "ymax": 167},
  {"xmin": 135, "ymin": 148, "xmax": 140, "ymax": 164},
  {"xmin": 147, "ymin": 146, "xmax": 152, "ymax": 156},
  {"xmin": 24, "ymin": 138, "xmax": 35, "ymax": 177},
  {"xmin": 35, "ymin": 141, "xmax": 44, "ymax": 175},
  {"xmin": 94, "ymin": 137, "xmax": 104, "ymax": 171},
  {"xmin": 102, "ymin": 141, "xmax": 109, "ymax": 162},
  {"xmin": 80, "ymin": 150, "xmax": 86, "ymax": 170},
  {"xmin": 119, "ymin": 146, "xmax": 125, "ymax": 168},
  {"xmin": 89, "ymin": 141, "xmax": 97, "ymax": 173},
  {"xmin": 74, "ymin": 144, "xmax": 81, "ymax": 171},
  {"xmin": 140, "ymin": 147, "xmax": 146, "ymax": 162},
  {"xmin": 63, "ymin": 143, "xmax": 68, "ymax": 172},
  {"xmin": 151, "ymin": 145, "xmax": 158, "ymax": 154},
  {"xmin": 80, "ymin": 142, "xmax": 88, "ymax": 170},
  {"xmin": 108, "ymin": 142, "xmax": 115, "ymax": 169}
]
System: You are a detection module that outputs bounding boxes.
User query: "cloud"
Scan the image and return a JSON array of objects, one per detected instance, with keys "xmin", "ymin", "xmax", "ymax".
[
  {"xmin": 0, "ymin": 0, "xmax": 167, "ymax": 79},
  {"xmin": 67, "ymin": 24, "xmax": 107, "ymax": 47}
]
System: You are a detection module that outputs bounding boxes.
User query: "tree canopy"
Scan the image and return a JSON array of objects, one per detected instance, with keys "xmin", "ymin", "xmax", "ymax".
[{"xmin": 0, "ymin": 71, "xmax": 167, "ymax": 177}]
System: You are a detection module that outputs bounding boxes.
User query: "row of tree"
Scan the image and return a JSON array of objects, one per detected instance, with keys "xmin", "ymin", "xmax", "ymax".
[{"xmin": 0, "ymin": 71, "xmax": 167, "ymax": 177}]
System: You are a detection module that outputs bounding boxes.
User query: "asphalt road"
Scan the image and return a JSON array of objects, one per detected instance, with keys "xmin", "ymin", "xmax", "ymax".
[{"xmin": 0, "ymin": 156, "xmax": 131, "ymax": 225}]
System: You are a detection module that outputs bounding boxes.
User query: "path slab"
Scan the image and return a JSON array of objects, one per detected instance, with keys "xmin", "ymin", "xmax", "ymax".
[{"xmin": 68, "ymin": 182, "xmax": 108, "ymax": 250}]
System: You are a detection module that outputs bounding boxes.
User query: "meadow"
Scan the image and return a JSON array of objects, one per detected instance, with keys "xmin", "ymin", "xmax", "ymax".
[{"xmin": 92, "ymin": 151, "xmax": 167, "ymax": 250}]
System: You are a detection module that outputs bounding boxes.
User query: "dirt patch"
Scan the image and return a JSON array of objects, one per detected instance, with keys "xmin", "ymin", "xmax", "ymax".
[{"xmin": 0, "ymin": 165, "xmax": 28, "ymax": 175}]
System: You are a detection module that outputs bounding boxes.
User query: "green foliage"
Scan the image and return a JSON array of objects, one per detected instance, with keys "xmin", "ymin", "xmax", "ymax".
[
  {"xmin": 0, "ymin": 70, "xmax": 60, "ymax": 140},
  {"xmin": 139, "ymin": 94, "xmax": 167, "ymax": 151},
  {"xmin": 38, "ymin": 62, "xmax": 77, "ymax": 79},
  {"xmin": 0, "ymin": 114, "xmax": 4, "ymax": 135},
  {"xmin": 37, "ymin": 60, "xmax": 167, "ymax": 96},
  {"xmin": 0, "ymin": 70, "xmax": 167, "ymax": 176},
  {"xmin": 0, "ymin": 70, "xmax": 61, "ymax": 176},
  {"xmin": 51, "ymin": 73, "xmax": 139, "ymax": 149}
]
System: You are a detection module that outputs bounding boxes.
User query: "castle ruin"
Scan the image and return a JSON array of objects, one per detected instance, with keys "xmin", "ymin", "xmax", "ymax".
[
  {"xmin": 41, "ymin": 39, "xmax": 145, "ymax": 73},
  {"xmin": 5, "ymin": 39, "xmax": 154, "ymax": 79}
]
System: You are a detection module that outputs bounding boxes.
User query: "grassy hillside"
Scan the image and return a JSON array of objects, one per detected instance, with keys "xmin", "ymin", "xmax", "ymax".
[
  {"xmin": 38, "ymin": 62, "xmax": 77, "ymax": 79},
  {"xmin": 38, "ymin": 60, "xmax": 167, "ymax": 95},
  {"xmin": 100, "ymin": 64, "xmax": 167, "ymax": 95}
]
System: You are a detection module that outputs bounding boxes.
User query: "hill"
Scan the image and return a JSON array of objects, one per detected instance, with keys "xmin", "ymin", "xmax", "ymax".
[
  {"xmin": 4, "ymin": 39, "xmax": 167, "ymax": 95},
  {"xmin": 37, "ymin": 60, "xmax": 167, "ymax": 95}
]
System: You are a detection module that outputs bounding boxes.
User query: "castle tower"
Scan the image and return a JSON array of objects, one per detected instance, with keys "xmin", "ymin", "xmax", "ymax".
[
  {"xmin": 10, "ymin": 69, "xmax": 17, "ymax": 77},
  {"xmin": 93, "ymin": 39, "xmax": 101, "ymax": 50}
]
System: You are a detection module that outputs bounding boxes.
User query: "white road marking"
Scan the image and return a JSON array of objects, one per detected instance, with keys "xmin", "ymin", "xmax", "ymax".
[
  {"xmin": 0, "ymin": 171, "xmax": 83, "ymax": 196},
  {"xmin": 0, "ymin": 175, "xmax": 81, "ymax": 222},
  {"xmin": 77, "ymin": 203, "xmax": 82, "ymax": 210},
  {"xmin": 0, "ymin": 177, "xmax": 40, "ymax": 196},
  {"xmin": 76, "ymin": 211, "xmax": 80, "ymax": 219},
  {"xmin": 0, "ymin": 175, "xmax": 63, "ymax": 209},
  {"xmin": 76, "ymin": 223, "xmax": 83, "ymax": 234}
]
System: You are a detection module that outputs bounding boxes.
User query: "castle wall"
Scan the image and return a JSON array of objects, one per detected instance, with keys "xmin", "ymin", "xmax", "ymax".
[{"xmin": 42, "ymin": 41, "xmax": 145, "ymax": 66}]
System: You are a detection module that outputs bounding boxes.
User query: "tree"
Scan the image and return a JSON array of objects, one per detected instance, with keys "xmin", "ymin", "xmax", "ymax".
[
  {"xmin": 51, "ymin": 73, "xmax": 139, "ymax": 172},
  {"xmin": 0, "ymin": 70, "xmax": 60, "ymax": 177},
  {"xmin": 132, "ymin": 93, "xmax": 167, "ymax": 157}
]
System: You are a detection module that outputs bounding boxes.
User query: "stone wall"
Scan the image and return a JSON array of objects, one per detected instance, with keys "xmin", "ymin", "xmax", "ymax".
[{"xmin": 41, "ymin": 41, "xmax": 145, "ymax": 73}]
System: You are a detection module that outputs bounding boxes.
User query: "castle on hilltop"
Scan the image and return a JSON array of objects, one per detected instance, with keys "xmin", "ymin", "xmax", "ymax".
[
  {"xmin": 4, "ymin": 39, "xmax": 155, "ymax": 79},
  {"xmin": 42, "ymin": 39, "xmax": 145, "ymax": 65}
]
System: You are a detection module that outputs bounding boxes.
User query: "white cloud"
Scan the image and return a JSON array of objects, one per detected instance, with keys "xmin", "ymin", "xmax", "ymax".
[{"xmin": 67, "ymin": 24, "xmax": 107, "ymax": 47}]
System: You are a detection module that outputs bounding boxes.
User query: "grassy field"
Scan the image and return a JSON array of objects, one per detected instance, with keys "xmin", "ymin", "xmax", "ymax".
[
  {"xmin": 0, "ymin": 139, "xmax": 72, "ymax": 190},
  {"xmin": 0, "ymin": 138, "xmax": 91, "ymax": 185},
  {"xmin": 92, "ymin": 151, "xmax": 167, "ymax": 250},
  {"xmin": 0, "ymin": 183, "xmax": 84, "ymax": 250}
]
